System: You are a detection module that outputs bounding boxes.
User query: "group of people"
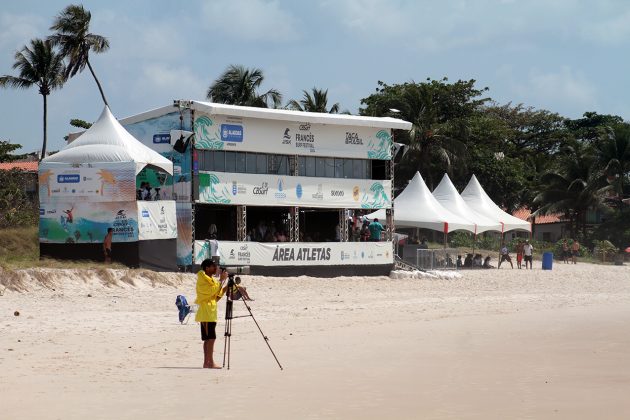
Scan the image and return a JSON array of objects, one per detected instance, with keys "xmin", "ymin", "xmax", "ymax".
[
  {"xmin": 457, "ymin": 253, "xmax": 494, "ymax": 269},
  {"xmin": 561, "ymin": 239, "xmax": 581, "ymax": 264},
  {"xmin": 246, "ymin": 221, "xmax": 289, "ymax": 242},
  {"xmin": 498, "ymin": 239, "xmax": 535, "ymax": 269},
  {"xmin": 137, "ymin": 182, "xmax": 160, "ymax": 201},
  {"xmin": 349, "ymin": 217, "xmax": 384, "ymax": 242}
]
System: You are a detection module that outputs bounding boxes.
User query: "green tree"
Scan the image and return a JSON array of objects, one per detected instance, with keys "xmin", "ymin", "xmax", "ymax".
[
  {"xmin": 0, "ymin": 39, "xmax": 65, "ymax": 160},
  {"xmin": 360, "ymin": 78, "xmax": 489, "ymax": 189},
  {"xmin": 287, "ymin": 88, "xmax": 340, "ymax": 113},
  {"xmin": 70, "ymin": 118, "xmax": 92, "ymax": 129},
  {"xmin": 593, "ymin": 123, "xmax": 630, "ymax": 204},
  {"xmin": 207, "ymin": 65, "xmax": 282, "ymax": 108},
  {"xmin": 0, "ymin": 141, "xmax": 25, "ymax": 163},
  {"xmin": 49, "ymin": 4, "xmax": 110, "ymax": 106},
  {"xmin": 0, "ymin": 169, "xmax": 38, "ymax": 228}
]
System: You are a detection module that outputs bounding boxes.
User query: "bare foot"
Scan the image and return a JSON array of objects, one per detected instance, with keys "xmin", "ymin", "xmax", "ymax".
[{"xmin": 207, "ymin": 363, "xmax": 222, "ymax": 369}]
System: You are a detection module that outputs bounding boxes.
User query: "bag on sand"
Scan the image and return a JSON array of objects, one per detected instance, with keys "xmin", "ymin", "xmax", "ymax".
[{"xmin": 175, "ymin": 295, "xmax": 191, "ymax": 324}]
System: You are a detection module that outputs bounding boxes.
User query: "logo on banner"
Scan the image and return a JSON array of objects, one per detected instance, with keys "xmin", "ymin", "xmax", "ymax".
[
  {"xmin": 232, "ymin": 181, "xmax": 237, "ymax": 196},
  {"xmin": 295, "ymin": 122, "xmax": 315, "ymax": 151},
  {"xmin": 142, "ymin": 209, "xmax": 149, "ymax": 217},
  {"xmin": 345, "ymin": 132, "xmax": 364, "ymax": 145},
  {"xmin": 353, "ymin": 186, "xmax": 360, "ymax": 201},
  {"xmin": 330, "ymin": 189, "xmax": 344, "ymax": 197},
  {"xmin": 340, "ymin": 251, "xmax": 351, "ymax": 261},
  {"xmin": 220, "ymin": 124, "xmax": 243, "ymax": 142},
  {"xmin": 153, "ymin": 134, "xmax": 171, "ymax": 144},
  {"xmin": 311, "ymin": 184, "xmax": 323, "ymax": 201},
  {"xmin": 39, "ymin": 208, "xmax": 45, "ymax": 216},
  {"xmin": 229, "ymin": 249, "xmax": 235, "ymax": 259},
  {"xmin": 113, "ymin": 209, "xmax": 134, "ymax": 238},
  {"xmin": 275, "ymin": 178, "xmax": 287, "ymax": 199},
  {"xmin": 296, "ymin": 183, "xmax": 303, "ymax": 199},
  {"xmin": 57, "ymin": 174, "xmax": 80, "ymax": 183},
  {"xmin": 160, "ymin": 206, "xmax": 165, "ymax": 215},
  {"xmin": 237, "ymin": 244, "xmax": 251, "ymax": 263},
  {"xmin": 253, "ymin": 181, "xmax": 269, "ymax": 195},
  {"xmin": 282, "ymin": 128, "xmax": 292, "ymax": 145}
]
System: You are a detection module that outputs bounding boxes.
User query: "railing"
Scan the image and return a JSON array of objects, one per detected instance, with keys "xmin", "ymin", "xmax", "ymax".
[{"xmin": 413, "ymin": 248, "xmax": 459, "ymax": 271}]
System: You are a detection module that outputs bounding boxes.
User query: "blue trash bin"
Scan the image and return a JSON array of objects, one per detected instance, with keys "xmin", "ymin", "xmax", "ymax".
[{"xmin": 542, "ymin": 252, "xmax": 553, "ymax": 270}]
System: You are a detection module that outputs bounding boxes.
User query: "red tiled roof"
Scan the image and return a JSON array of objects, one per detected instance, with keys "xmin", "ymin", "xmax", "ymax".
[
  {"xmin": 0, "ymin": 161, "xmax": 38, "ymax": 172},
  {"xmin": 513, "ymin": 207, "xmax": 566, "ymax": 224}
]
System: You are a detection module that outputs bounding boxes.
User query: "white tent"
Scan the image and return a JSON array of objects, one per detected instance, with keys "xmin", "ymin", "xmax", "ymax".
[
  {"xmin": 43, "ymin": 106, "xmax": 173, "ymax": 175},
  {"xmin": 460, "ymin": 175, "xmax": 531, "ymax": 233},
  {"xmin": 432, "ymin": 174, "xmax": 502, "ymax": 234},
  {"xmin": 369, "ymin": 172, "xmax": 476, "ymax": 233}
]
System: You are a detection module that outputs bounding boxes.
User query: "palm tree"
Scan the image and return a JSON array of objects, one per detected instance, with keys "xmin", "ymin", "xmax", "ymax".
[
  {"xmin": 49, "ymin": 4, "xmax": 110, "ymax": 106},
  {"xmin": 594, "ymin": 124, "xmax": 630, "ymax": 203},
  {"xmin": 207, "ymin": 65, "xmax": 282, "ymax": 108},
  {"xmin": 287, "ymin": 88, "xmax": 340, "ymax": 113},
  {"xmin": 0, "ymin": 39, "xmax": 65, "ymax": 160}
]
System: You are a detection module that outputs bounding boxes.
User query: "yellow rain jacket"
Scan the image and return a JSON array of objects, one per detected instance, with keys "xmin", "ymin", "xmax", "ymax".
[{"xmin": 194, "ymin": 270, "xmax": 225, "ymax": 322}]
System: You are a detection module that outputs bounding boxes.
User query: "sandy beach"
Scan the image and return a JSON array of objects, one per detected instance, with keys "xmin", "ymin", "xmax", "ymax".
[{"xmin": 1, "ymin": 263, "xmax": 630, "ymax": 419}]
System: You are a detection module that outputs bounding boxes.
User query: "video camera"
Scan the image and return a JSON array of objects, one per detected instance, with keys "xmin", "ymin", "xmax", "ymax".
[{"xmin": 220, "ymin": 267, "xmax": 241, "ymax": 287}]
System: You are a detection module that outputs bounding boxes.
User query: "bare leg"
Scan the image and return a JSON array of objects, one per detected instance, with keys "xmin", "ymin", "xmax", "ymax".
[{"xmin": 204, "ymin": 339, "xmax": 221, "ymax": 369}]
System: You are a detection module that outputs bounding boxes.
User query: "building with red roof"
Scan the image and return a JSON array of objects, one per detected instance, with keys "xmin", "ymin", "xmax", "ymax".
[{"xmin": 512, "ymin": 207, "xmax": 568, "ymax": 242}]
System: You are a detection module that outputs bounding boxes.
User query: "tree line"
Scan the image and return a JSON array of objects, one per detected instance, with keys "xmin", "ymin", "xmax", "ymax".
[{"xmin": 1, "ymin": 4, "xmax": 628, "ymax": 247}]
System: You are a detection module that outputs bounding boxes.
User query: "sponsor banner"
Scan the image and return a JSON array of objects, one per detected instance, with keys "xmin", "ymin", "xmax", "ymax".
[
  {"xmin": 194, "ymin": 240, "xmax": 393, "ymax": 266},
  {"xmin": 39, "ymin": 201, "xmax": 138, "ymax": 243},
  {"xmin": 137, "ymin": 200, "xmax": 177, "ymax": 240},
  {"xmin": 193, "ymin": 113, "xmax": 393, "ymax": 160},
  {"xmin": 39, "ymin": 162, "xmax": 136, "ymax": 203},
  {"xmin": 176, "ymin": 202, "xmax": 192, "ymax": 266},
  {"xmin": 198, "ymin": 171, "xmax": 391, "ymax": 209}
]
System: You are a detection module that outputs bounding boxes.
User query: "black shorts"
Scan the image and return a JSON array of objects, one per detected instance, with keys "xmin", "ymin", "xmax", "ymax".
[
  {"xmin": 200, "ymin": 322, "xmax": 217, "ymax": 341},
  {"xmin": 524, "ymin": 255, "xmax": 532, "ymax": 262},
  {"xmin": 500, "ymin": 254, "xmax": 511, "ymax": 262}
]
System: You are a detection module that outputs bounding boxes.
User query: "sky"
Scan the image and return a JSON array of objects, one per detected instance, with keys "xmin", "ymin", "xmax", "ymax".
[{"xmin": 1, "ymin": 0, "xmax": 630, "ymax": 154}]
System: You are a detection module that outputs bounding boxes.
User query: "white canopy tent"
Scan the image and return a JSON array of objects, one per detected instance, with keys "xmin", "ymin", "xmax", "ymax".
[
  {"xmin": 43, "ymin": 106, "xmax": 173, "ymax": 175},
  {"xmin": 369, "ymin": 172, "xmax": 476, "ymax": 233},
  {"xmin": 460, "ymin": 175, "xmax": 531, "ymax": 233},
  {"xmin": 432, "ymin": 174, "xmax": 502, "ymax": 234}
]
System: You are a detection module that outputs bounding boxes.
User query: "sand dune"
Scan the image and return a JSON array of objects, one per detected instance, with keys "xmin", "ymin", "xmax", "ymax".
[{"xmin": 1, "ymin": 263, "xmax": 630, "ymax": 419}]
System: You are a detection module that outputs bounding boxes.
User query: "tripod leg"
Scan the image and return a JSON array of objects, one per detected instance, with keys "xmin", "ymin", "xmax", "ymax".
[{"xmin": 239, "ymin": 299, "xmax": 283, "ymax": 370}]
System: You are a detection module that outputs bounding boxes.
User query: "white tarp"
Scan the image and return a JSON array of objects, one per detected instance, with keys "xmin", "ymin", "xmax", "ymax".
[
  {"xmin": 460, "ymin": 175, "xmax": 532, "ymax": 233},
  {"xmin": 137, "ymin": 200, "xmax": 177, "ymax": 240},
  {"xmin": 43, "ymin": 106, "xmax": 173, "ymax": 175},
  {"xmin": 432, "ymin": 174, "xmax": 502, "ymax": 234},
  {"xmin": 194, "ymin": 240, "xmax": 393, "ymax": 266},
  {"xmin": 198, "ymin": 171, "xmax": 392, "ymax": 209},
  {"xmin": 369, "ymin": 172, "xmax": 475, "ymax": 233}
]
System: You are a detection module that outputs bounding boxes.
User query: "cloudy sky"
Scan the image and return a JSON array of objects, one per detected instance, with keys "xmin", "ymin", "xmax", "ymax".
[{"xmin": 1, "ymin": 0, "xmax": 629, "ymax": 153}]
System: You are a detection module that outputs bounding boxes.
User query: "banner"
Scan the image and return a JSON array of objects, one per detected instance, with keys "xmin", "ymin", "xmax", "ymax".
[
  {"xmin": 198, "ymin": 171, "xmax": 391, "ymax": 209},
  {"xmin": 193, "ymin": 113, "xmax": 393, "ymax": 160},
  {"xmin": 176, "ymin": 203, "xmax": 192, "ymax": 266},
  {"xmin": 137, "ymin": 201, "xmax": 177, "ymax": 240},
  {"xmin": 194, "ymin": 240, "xmax": 393, "ymax": 266},
  {"xmin": 39, "ymin": 201, "xmax": 138, "ymax": 243},
  {"xmin": 39, "ymin": 162, "xmax": 137, "ymax": 203}
]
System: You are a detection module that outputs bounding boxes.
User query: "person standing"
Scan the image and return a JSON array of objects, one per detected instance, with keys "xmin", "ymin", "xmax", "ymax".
[
  {"xmin": 523, "ymin": 240, "xmax": 534, "ymax": 269},
  {"xmin": 103, "ymin": 227, "xmax": 113, "ymax": 264},
  {"xmin": 207, "ymin": 233, "xmax": 220, "ymax": 264},
  {"xmin": 368, "ymin": 218, "xmax": 384, "ymax": 242},
  {"xmin": 571, "ymin": 240, "xmax": 580, "ymax": 264},
  {"xmin": 498, "ymin": 244, "xmax": 513, "ymax": 269},
  {"xmin": 516, "ymin": 239, "xmax": 527, "ymax": 270},
  {"xmin": 195, "ymin": 259, "xmax": 228, "ymax": 369},
  {"xmin": 562, "ymin": 239, "xmax": 570, "ymax": 264}
]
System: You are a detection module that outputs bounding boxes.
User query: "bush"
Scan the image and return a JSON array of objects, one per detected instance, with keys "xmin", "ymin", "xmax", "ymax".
[
  {"xmin": 449, "ymin": 231, "xmax": 474, "ymax": 248},
  {"xmin": 0, "ymin": 169, "xmax": 38, "ymax": 228},
  {"xmin": 553, "ymin": 238, "xmax": 589, "ymax": 259},
  {"xmin": 593, "ymin": 240, "xmax": 618, "ymax": 262}
]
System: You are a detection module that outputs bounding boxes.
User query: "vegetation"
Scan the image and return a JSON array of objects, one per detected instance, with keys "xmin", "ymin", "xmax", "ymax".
[
  {"xmin": 287, "ymin": 88, "xmax": 340, "ymax": 113},
  {"xmin": 0, "ymin": 39, "xmax": 65, "ymax": 160},
  {"xmin": 49, "ymin": 4, "xmax": 110, "ymax": 106},
  {"xmin": 207, "ymin": 65, "xmax": 282, "ymax": 108}
]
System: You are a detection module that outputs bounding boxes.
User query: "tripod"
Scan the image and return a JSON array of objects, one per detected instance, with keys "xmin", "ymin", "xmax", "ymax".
[{"xmin": 223, "ymin": 277, "xmax": 283, "ymax": 370}]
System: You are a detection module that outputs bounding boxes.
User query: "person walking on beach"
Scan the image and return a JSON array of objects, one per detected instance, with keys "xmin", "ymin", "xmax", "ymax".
[
  {"xmin": 103, "ymin": 228, "xmax": 113, "ymax": 264},
  {"xmin": 195, "ymin": 259, "xmax": 228, "ymax": 369},
  {"xmin": 516, "ymin": 240, "xmax": 524, "ymax": 269},
  {"xmin": 498, "ymin": 244, "xmax": 513, "ymax": 269},
  {"xmin": 571, "ymin": 240, "xmax": 580, "ymax": 264},
  {"xmin": 369, "ymin": 218, "xmax": 384, "ymax": 242},
  {"xmin": 523, "ymin": 240, "xmax": 534, "ymax": 270},
  {"xmin": 562, "ymin": 239, "xmax": 570, "ymax": 263}
]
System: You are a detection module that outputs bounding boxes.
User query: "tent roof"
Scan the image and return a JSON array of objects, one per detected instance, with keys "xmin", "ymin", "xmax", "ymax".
[
  {"xmin": 119, "ymin": 101, "xmax": 412, "ymax": 131},
  {"xmin": 44, "ymin": 106, "xmax": 173, "ymax": 175},
  {"xmin": 460, "ymin": 175, "xmax": 531, "ymax": 232},
  {"xmin": 369, "ymin": 172, "xmax": 476, "ymax": 233},
  {"xmin": 432, "ymin": 174, "xmax": 503, "ymax": 233}
]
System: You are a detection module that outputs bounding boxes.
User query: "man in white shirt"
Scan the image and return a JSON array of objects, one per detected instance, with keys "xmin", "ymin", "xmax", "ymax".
[{"xmin": 523, "ymin": 240, "xmax": 534, "ymax": 270}]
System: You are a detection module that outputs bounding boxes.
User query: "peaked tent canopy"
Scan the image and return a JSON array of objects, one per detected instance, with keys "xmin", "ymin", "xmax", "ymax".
[
  {"xmin": 43, "ymin": 106, "xmax": 173, "ymax": 175},
  {"xmin": 369, "ymin": 172, "xmax": 476, "ymax": 233},
  {"xmin": 432, "ymin": 174, "xmax": 502, "ymax": 234},
  {"xmin": 460, "ymin": 175, "xmax": 531, "ymax": 233}
]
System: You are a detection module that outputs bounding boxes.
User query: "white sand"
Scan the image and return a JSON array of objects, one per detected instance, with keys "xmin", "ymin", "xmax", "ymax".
[{"xmin": 1, "ymin": 263, "xmax": 630, "ymax": 419}]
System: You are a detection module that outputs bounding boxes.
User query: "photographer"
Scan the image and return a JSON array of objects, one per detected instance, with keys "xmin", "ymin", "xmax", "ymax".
[{"xmin": 195, "ymin": 259, "xmax": 228, "ymax": 369}]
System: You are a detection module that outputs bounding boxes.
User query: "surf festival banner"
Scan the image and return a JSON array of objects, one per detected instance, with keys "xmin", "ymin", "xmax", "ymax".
[
  {"xmin": 137, "ymin": 201, "xmax": 177, "ymax": 240},
  {"xmin": 193, "ymin": 113, "xmax": 393, "ymax": 160},
  {"xmin": 198, "ymin": 171, "xmax": 392, "ymax": 209},
  {"xmin": 39, "ymin": 162, "xmax": 137, "ymax": 203},
  {"xmin": 194, "ymin": 241, "xmax": 393, "ymax": 266},
  {"xmin": 39, "ymin": 201, "xmax": 138, "ymax": 244}
]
